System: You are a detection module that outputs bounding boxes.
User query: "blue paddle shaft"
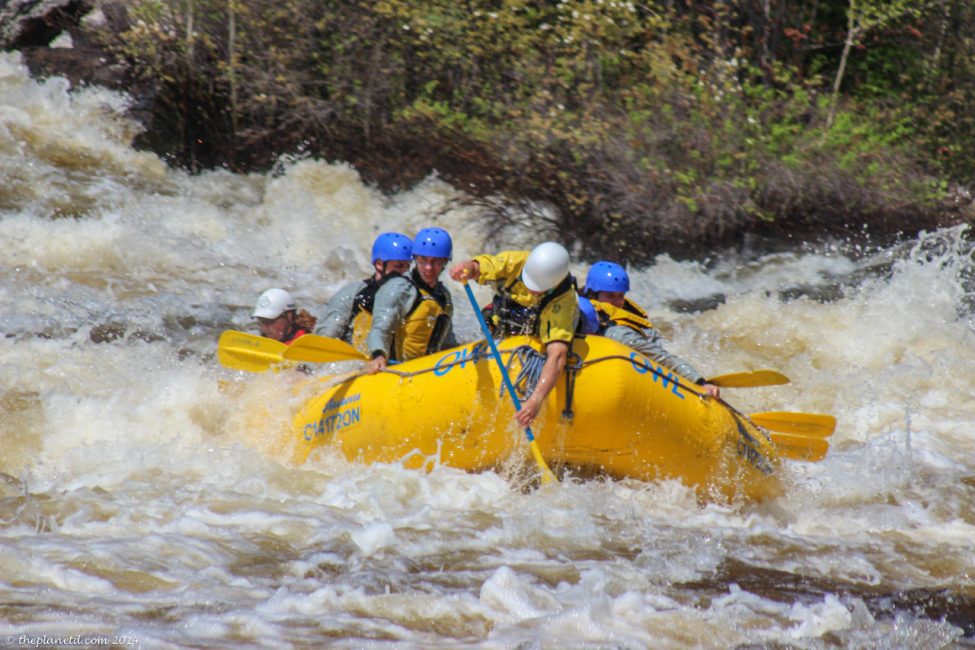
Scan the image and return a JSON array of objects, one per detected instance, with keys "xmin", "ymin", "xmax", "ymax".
[{"xmin": 463, "ymin": 281, "xmax": 536, "ymax": 442}]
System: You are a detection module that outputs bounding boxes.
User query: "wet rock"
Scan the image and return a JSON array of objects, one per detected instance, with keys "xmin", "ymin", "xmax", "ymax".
[
  {"xmin": 129, "ymin": 329, "xmax": 165, "ymax": 344},
  {"xmin": 778, "ymin": 283, "xmax": 846, "ymax": 304},
  {"xmin": 668, "ymin": 294, "xmax": 727, "ymax": 314},
  {"xmin": 1, "ymin": 0, "xmax": 132, "ymax": 90},
  {"xmin": 89, "ymin": 324, "xmax": 167, "ymax": 344},
  {"xmin": 89, "ymin": 321, "xmax": 124, "ymax": 343},
  {"xmin": 0, "ymin": 0, "xmax": 92, "ymax": 51}
]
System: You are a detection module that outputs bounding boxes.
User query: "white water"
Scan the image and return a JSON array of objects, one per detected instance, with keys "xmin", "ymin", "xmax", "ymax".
[{"xmin": 1, "ymin": 51, "xmax": 973, "ymax": 648}]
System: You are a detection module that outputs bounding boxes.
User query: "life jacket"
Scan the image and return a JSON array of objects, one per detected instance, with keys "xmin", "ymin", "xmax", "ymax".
[
  {"xmin": 483, "ymin": 274, "xmax": 576, "ymax": 338},
  {"xmin": 576, "ymin": 296, "xmax": 599, "ymax": 335},
  {"xmin": 590, "ymin": 297, "xmax": 653, "ymax": 334},
  {"xmin": 349, "ymin": 273, "xmax": 400, "ymax": 353},
  {"xmin": 282, "ymin": 329, "xmax": 308, "ymax": 345},
  {"xmin": 391, "ymin": 269, "xmax": 453, "ymax": 361}
]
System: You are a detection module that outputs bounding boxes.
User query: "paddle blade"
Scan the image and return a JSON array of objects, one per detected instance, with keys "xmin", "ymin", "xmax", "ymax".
[
  {"xmin": 217, "ymin": 330, "xmax": 286, "ymax": 373},
  {"xmin": 750, "ymin": 411, "xmax": 837, "ymax": 437},
  {"xmin": 770, "ymin": 432, "xmax": 830, "ymax": 462},
  {"xmin": 529, "ymin": 439, "xmax": 558, "ymax": 485},
  {"xmin": 708, "ymin": 369, "xmax": 790, "ymax": 388},
  {"xmin": 283, "ymin": 334, "xmax": 368, "ymax": 364}
]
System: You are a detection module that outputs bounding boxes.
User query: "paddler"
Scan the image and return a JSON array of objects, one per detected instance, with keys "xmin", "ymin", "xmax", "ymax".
[
  {"xmin": 578, "ymin": 260, "xmax": 720, "ymax": 398},
  {"xmin": 315, "ymin": 232, "xmax": 413, "ymax": 353},
  {"xmin": 448, "ymin": 242, "xmax": 578, "ymax": 427},
  {"xmin": 252, "ymin": 288, "xmax": 316, "ymax": 345},
  {"xmin": 364, "ymin": 227, "xmax": 458, "ymax": 374}
]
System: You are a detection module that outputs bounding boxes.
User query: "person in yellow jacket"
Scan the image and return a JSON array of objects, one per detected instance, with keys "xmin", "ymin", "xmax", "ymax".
[
  {"xmin": 364, "ymin": 227, "xmax": 457, "ymax": 374},
  {"xmin": 449, "ymin": 241, "xmax": 578, "ymax": 427},
  {"xmin": 579, "ymin": 260, "xmax": 720, "ymax": 398}
]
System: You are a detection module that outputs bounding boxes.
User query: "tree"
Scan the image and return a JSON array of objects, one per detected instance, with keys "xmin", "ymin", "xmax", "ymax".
[{"xmin": 828, "ymin": 0, "xmax": 928, "ymax": 127}]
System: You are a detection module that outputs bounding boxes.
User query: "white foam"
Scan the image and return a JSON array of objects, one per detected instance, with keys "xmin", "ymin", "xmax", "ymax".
[{"xmin": 0, "ymin": 52, "xmax": 973, "ymax": 647}]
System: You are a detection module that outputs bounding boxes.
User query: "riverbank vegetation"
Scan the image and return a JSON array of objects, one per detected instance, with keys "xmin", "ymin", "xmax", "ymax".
[{"xmin": 105, "ymin": 0, "xmax": 975, "ymax": 262}]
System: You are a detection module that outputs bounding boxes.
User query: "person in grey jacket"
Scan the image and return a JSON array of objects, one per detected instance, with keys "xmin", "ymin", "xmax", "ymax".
[
  {"xmin": 316, "ymin": 232, "xmax": 413, "ymax": 351},
  {"xmin": 365, "ymin": 227, "xmax": 457, "ymax": 374},
  {"xmin": 579, "ymin": 260, "xmax": 720, "ymax": 398}
]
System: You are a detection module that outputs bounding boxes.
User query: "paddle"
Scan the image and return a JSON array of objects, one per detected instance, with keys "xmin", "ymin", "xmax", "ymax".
[
  {"xmin": 708, "ymin": 369, "xmax": 790, "ymax": 388},
  {"xmin": 744, "ymin": 411, "xmax": 835, "ymax": 462},
  {"xmin": 639, "ymin": 362, "xmax": 834, "ymax": 463},
  {"xmin": 217, "ymin": 330, "xmax": 287, "ymax": 373},
  {"xmin": 283, "ymin": 334, "xmax": 368, "ymax": 364},
  {"xmin": 462, "ymin": 280, "xmax": 558, "ymax": 485},
  {"xmin": 748, "ymin": 411, "xmax": 836, "ymax": 437},
  {"xmin": 767, "ymin": 432, "xmax": 830, "ymax": 462},
  {"xmin": 716, "ymin": 390, "xmax": 836, "ymax": 462}
]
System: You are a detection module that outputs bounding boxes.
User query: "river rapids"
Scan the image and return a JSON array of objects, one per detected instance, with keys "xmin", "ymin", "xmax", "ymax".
[{"xmin": 1, "ymin": 52, "xmax": 974, "ymax": 649}]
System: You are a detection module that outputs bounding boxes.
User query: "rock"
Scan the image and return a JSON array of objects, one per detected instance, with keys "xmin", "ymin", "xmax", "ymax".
[
  {"xmin": 0, "ymin": 0, "xmax": 93, "ymax": 51},
  {"xmin": 89, "ymin": 322, "xmax": 125, "ymax": 343},
  {"xmin": 0, "ymin": 0, "xmax": 132, "ymax": 89}
]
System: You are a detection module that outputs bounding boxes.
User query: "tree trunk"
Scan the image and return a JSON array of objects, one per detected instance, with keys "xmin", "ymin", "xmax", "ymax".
[
  {"xmin": 828, "ymin": 0, "xmax": 858, "ymax": 128},
  {"xmin": 228, "ymin": 0, "xmax": 238, "ymax": 145},
  {"xmin": 185, "ymin": 0, "xmax": 194, "ymax": 57}
]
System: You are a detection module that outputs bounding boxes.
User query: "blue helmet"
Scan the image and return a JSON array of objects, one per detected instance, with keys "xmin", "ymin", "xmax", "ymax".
[
  {"xmin": 584, "ymin": 260, "xmax": 630, "ymax": 293},
  {"xmin": 577, "ymin": 296, "xmax": 599, "ymax": 334},
  {"xmin": 371, "ymin": 232, "xmax": 413, "ymax": 263},
  {"xmin": 412, "ymin": 227, "xmax": 452, "ymax": 259}
]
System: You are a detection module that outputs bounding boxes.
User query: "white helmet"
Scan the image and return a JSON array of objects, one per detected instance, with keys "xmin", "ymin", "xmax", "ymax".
[
  {"xmin": 521, "ymin": 242, "xmax": 570, "ymax": 292},
  {"xmin": 252, "ymin": 288, "xmax": 296, "ymax": 319}
]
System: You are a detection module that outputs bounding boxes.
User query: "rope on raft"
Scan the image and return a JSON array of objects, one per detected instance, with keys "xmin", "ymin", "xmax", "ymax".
[
  {"xmin": 325, "ymin": 345, "xmax": 776, "ymax": 458},
  {"xmin": 577, "ymin": 353, "xmax": 700, "ymax": 394},
  {"xmin": 503, "ymin": 345, "xmax": 584, "ymax": 419},
  {"xmin": 506, "ymin": 346, "xmax": 545, "ymax": 399}
]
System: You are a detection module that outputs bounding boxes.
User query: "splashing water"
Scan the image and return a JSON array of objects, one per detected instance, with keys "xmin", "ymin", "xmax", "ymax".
[{"xmin": 1, "ymin": 51, "xmax": 973, "ymax": 647}]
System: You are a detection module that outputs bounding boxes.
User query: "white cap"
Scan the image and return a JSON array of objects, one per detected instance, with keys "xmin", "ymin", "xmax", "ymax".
[
  {"xmin": 252, "ymin": 288, "xmax": 296, "ymax": 319},
  {"xmin": 521, "ymin": 242, "xmax": 570, "ymax": 292}
]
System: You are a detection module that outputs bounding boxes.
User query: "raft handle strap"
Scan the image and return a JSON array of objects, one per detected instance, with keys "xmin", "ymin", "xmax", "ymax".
[{"xmin": 560, "ymin": 350, "xmax": 583, "ymax": 421}]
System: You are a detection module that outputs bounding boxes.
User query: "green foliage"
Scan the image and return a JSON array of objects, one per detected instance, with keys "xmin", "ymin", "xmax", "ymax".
[{"xmin": 107, "ymin": 0, "xmax": 970, "ymax": 261}]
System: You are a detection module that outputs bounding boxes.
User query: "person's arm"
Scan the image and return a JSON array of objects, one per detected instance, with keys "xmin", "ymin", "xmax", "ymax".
[
  {"xmin": 608, "ymin": 325, "xmax": 720, "ymax": 398},
  {"xmin": 449, "ymin": 251, "xmax": 530, "ymax": 284},
  {"xmin": 448, "ymin": 259, "xmax": 480, "ymax": 282},
  {"xmin": 364, "ymin": 278, "xmax": 415, "ymax": 374},
  {"xmin": 315, "ymin": 281, "xmax": 362, "ymax": 339},
  {"xmin": 514, "ymin": 340, "xmax": 568, "ymax": 427}
]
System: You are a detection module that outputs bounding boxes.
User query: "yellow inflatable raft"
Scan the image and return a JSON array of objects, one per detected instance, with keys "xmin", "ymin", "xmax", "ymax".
[{"xmin": 290, "ymin": 335, "xmax": 783, "ymax": 502}]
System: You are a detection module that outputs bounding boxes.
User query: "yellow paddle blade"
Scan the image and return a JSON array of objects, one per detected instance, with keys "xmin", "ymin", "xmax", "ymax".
[
  {"xmin": 529, "ymin": 440, "xmax": 558, "ymax": 485},
  {"xmin": 769, "ymin": 432, "xmax": 830, "ymax": 462},
  {"xmin": 708, "ymin": 369, "xmax": 790, "ymax": 388},
  {"xmin": 282, "ymin": 334, "xmax": 368, "ymax": 364},
  {"xmin": 750, "ymin": 411, "xmax": 836, "ymax": 437},
  {"xmin": 217, "ymin": 330, "xmax": 286, "ymax": 373}
]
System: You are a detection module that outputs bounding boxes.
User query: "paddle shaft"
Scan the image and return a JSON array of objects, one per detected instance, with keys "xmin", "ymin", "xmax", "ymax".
[
  {"xmin": 462, "ymin": 281, "xmax": 557, "ymax": 484},
  {"xmin": 463, "ymin": 282, "xmax": 535, "ymax": 441}
]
